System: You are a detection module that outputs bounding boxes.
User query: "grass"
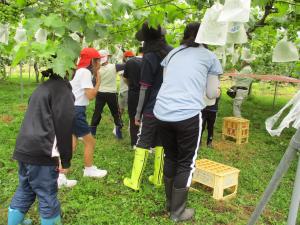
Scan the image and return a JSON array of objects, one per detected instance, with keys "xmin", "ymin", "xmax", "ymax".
[{"xmin": 0, "ymin": 75, "xmax": 299, "ymax": 225}]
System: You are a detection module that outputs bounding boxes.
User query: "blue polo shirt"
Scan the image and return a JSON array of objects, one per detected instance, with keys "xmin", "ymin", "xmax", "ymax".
[{"xmin": 154, "ymin": 45, "xmax": 223, "ymax": 122}]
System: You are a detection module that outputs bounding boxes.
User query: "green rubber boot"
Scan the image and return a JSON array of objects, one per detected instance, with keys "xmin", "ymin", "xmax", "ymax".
[
  {"xmin": 123, "ymin": 147, "xmax": 149, "ymax": 190},
  {"xmin": 149, "ymin": 146, "xmax": 164, "ymax": 187}
]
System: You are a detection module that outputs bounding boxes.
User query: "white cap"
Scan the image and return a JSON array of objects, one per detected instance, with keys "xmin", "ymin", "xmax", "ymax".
[{"xmin": 99, "ymin": 49, "xmax": 110, "ymax": 64}]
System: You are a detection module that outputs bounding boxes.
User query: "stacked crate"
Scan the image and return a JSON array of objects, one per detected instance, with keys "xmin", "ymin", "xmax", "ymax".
[{"xmin": 222, "ymin": 117, "xmax": 249, "ymax": 144}]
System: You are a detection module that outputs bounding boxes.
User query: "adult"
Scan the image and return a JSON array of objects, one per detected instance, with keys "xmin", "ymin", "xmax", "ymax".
[
  {"xmin": 118, "ymin": 51, "xmax": 135, "ymax": 116},
  {"xmin": 232, "ymin": 50, "xmax": 254, "ymax": 117},
  {"xmin": 153, "ymin": 22, "xmax": 222, "ymax": 222},
  {"xmin": 8, "ymin": 69, "xmax": 74, "ymax": 225},
  {"xmin": 233, "ymin": 56, "xmax": 254, "ymax": 117},
  {"xmin": 70, "ymin": 48, "xmax": 107, "ymax": 178},
  {"xmin": 123, "ymin": 22, "xmax": 172, "ymax": 190},
  {"xmin": 122, "ymin": 49, "xmax": 143, "ymax": 148},
  {"xmin": 90, "ymin": 50, "xmax": 124, "ymax": 139}
]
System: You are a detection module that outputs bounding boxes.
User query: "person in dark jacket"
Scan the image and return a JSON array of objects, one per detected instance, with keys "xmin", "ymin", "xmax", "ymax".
[
  {"xmin": 201, "ymin": 96, "xmax": 220, "ymax": 148},
  {"xmin": 8, "ymin": 70, "xmax": 75, "ymax": 225},
  {"xmin": 122, "ymin": 48, "xmax": 143, "ymax": 148},
  {"xmin": 123, "ymin": 22, "xmax": 172, "ymax": 190}
]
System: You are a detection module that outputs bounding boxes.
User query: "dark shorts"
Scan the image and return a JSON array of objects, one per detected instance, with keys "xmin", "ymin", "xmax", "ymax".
[
  {"xmin": 73, "ymin": 106, "xmax": 91, "ymax": 137},
  {"xmin": 136, "ymin": 115, "xmax": 161, "ymax": 149}
]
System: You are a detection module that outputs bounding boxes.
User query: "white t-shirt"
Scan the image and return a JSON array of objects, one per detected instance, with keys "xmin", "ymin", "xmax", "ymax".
[
  {"xmin": 99, "ymin": 63, "xmax": 117, "ymax": 93},
  {"xmin": 70, "ymin": 68, "xmax": 94, "ymax": 106}
]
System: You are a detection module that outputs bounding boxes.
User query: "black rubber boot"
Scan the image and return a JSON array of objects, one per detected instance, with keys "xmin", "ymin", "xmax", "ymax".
[
  {"xmin": 164, "ymin": 176, "xmax": 173, "ymax": 212},
  {"xmin": 170, "ymin": 187, "xmax": 194, "ymax": 222}
]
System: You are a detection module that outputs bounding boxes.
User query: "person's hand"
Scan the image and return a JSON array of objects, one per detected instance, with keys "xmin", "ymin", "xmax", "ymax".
[
  {"xmin": 95, "ymin": 71, "xmax": 101, "ymax": 83},
  {"xmin": 59, "ymin": 168, "xmax": 69, "ymax": 174},
  {"xmin": 93, "ymin": 60, "xmax": 101, "ymax": 72},
  {"xmin": 217, "ymin": 87, "xmax": 221, "ymax": 97},
  {"xmin": 135, "ymin": 118, "xmax": 141, "ymax": 126}
]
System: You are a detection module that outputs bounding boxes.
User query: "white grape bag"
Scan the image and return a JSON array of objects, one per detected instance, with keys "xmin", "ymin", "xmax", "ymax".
[
  {"xmin": 0, "ymin": 24, "xmax": 9, "ymax": 45},
  {"xmin": 266, "ymin": 90, "xmax": 300, "ymax": 136},
  {"xmin": 227, "ymin": 22, "xmax": 248, "ymax": 44},
  {"xmin": 14, "ymin": 26, "xmax": 27, "ymax": 43},
  {"xmin": 226, "ymin": 43, "xmax": 234, "ymax": 55},
  {"xmin": 35, "ymin": 28, "xmax": 48, "ymax": 44},
  {"xmin": 195, "ymin": 2, "xmax": 228, "ymax": 46},
  {"xmin": 231, "ymin": 49, "xmax": 240, "ymax": 65},
  {"xmin": 70, "ymin": 33, "xmax": 81, "ymax": 42},
  {"xmin": 218, "ymin": 0, "xmax": 251, "ymax": 23},
  {"xmin": 241, "ymin": 47, "xmax": 255, "ymax": 62},
  {"xmin": 272, "ymin": 36, "xmax": 299, "ymax": 62},
  {"xmin": 214, "ymin": 46, "xmax": 225, "ymax": 60}
]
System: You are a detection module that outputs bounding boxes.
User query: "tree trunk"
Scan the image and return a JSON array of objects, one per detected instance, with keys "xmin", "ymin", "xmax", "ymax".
[
  {"xmin": 20, "ymin": 64, "xmax": 24, "ymax": 101},
  {"xmin": 34, "ymin": 61, "xmax": 39, "ymax": 83}
]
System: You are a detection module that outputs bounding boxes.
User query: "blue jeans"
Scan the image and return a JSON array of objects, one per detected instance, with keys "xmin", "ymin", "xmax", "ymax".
[{"xmin": 10, "ymin": 162, "xmax": 60, "ymax": 219}]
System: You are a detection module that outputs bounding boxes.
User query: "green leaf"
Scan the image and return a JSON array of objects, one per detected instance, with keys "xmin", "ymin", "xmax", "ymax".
[
  {"xmin": 16, "ymin": 0, "xmax": 26, "ymax": 7},
  {"xmin": 12, "ymin": 46, "xmax": 27, "ymax": 66},
  {"xmin": 67, "ymin": 17, "xmax": 85, "ymax": 32},
  {"xmin": 43, "ymin": 14, "xmax": 65, "ymax": 28},
  {"xmin": 23, "ymin": 18, "xmax": 42, "ymax": 35},
  {"xmin": 84, "ymin": 27, "xmax": 99, "ymax": 43}
]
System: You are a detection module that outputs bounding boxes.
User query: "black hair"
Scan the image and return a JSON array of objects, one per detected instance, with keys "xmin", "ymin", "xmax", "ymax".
[
  {"xmin": 180, "ymin": 22, "xmax": 201, "ymax": 47},
  {"xmin": 138, "ymin": 46, "xmax": 143, "ymax": 54}
]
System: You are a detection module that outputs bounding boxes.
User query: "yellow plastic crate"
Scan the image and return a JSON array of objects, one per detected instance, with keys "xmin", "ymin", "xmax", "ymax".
[
  {"xmin": 192, "ymin": 159, "xmax": 240, "ymax": 200},
  {"xmin": 222, "ymin": 117, "xmax": 249, "ymax": 144}
]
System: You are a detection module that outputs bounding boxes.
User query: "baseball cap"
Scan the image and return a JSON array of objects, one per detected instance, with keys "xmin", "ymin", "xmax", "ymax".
[
  {"xmin": 99, "ymin": 49, "xmax": 111, "ymax": 64},
  {"xmin": 77, "ymin": 48, "xmax": 103, "ymax": 69},
  {"xmin": 124, "ymin": 50, "xmax": 135, "ymax": 57}
]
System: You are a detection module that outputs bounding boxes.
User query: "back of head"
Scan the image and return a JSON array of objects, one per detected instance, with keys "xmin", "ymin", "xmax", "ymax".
[
  {"xmin": 135, "ymin": 22, "xmax": 164, "ymax": 42},
  {"xmin": 181, "ymin": 22, "xmax": 201, "ymax": 47}
]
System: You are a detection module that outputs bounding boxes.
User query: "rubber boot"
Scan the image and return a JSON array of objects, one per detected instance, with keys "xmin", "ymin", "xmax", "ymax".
[
  {"xmin": 41, "ymin": 215, "xmax": 62, "ymax": 225},
  {"xmin": 8, "ymin": 207, "xmax": 25, "ymax": 225},
  {"xmin": 164, "ymin": 176, "xmax": 173, "ymax": 212},
  {"xmin": 149, "ymin": 146, "xmax": 164, "ymax": 187},
  {"xmin": 170, "ymin": 187, "xmax": 194, "ymax": 222},
  {"xmin": 123, "ymin": 147, "xmax": 149, "ymax": 190}
]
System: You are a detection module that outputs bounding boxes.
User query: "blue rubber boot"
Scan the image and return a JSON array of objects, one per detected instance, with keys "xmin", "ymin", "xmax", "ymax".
[
  {"xmin": 8, "ymin": 207, "xmax": 25, "ymax": 225},
  {"xmin": 41, "ymin": 215, "xmax": 62, "ymax": 225}
]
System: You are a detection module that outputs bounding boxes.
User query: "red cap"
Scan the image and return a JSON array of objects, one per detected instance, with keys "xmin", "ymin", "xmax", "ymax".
[
  {"xmin": 123, "ymin": 50, "xmax": 135, "ymax": 57},
  {"xmin": 77, "ymin": 48, "xmax": 102, "ymax": 69}
]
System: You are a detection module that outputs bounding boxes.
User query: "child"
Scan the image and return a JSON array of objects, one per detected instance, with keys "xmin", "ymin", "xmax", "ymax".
[
  {"xmin": 8, "ymin": 70, "xmax": 74, "ymax": 225},
  {"xmin": 70, "ymin": 48, "xmax": 107, "ymax": 178}
]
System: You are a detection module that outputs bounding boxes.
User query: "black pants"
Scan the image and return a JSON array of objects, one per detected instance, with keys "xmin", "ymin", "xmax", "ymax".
[
  {"xmin": 128, "ymin": 91, "xmax": 139, "ymax": 146},
  {"xmin": 136, "ymin": 116, "xmax": 161, "ymax": 149},
  {"xmin": 91, "ymin": 92, "xmax": 122, "ymax": 135},
  {"xmin": 157, "ymin": 114, "xmax": 202, "ymax": 188},
  {"xmin": 201, "ymin": 110, "xmax": 217, "ymax": 145}
]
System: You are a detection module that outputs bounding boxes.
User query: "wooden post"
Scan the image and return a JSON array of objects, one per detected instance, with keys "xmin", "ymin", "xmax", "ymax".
[{"xmin": 272, "ymin": 81, "xmax": 278, "ymax": 109}]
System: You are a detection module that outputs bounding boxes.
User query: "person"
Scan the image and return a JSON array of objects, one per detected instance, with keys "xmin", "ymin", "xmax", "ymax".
[
  {"xmin": 8, "ymin": 69, "xmax": 75, "ymax": 225},
  {"xmin": 122, "ymin": 49, "xmax": 143, "ymax": 148},
  {"xmin": 118, "ymin": 51, "xmax": 135, "ymax": 116},
  {"xmin": 201, "ymin": 95, "xmax": 221, "ymax": 148},
  {"xmin": 90, "ymin": 50, "xmax": 124, "ymax": 139},
  {"xmin": 232, "ymin": 50, "xmax": 254, "ymax": 117},
  {"xmin": 153, "ymin": 22, "xmax": 222, "ymax": 222},
  {"xmin": 123, "ymin": 22, "xmax": 172, "ymax": 190},
  {"xmin": 70, "ymin": 48, "xmax": 107, "ymax": 178}
]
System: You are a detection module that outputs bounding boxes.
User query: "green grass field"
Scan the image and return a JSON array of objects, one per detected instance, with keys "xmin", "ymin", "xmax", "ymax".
[{"xmin": 0, "ymin": 76, "xmax": 299, "ymax": 225}]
